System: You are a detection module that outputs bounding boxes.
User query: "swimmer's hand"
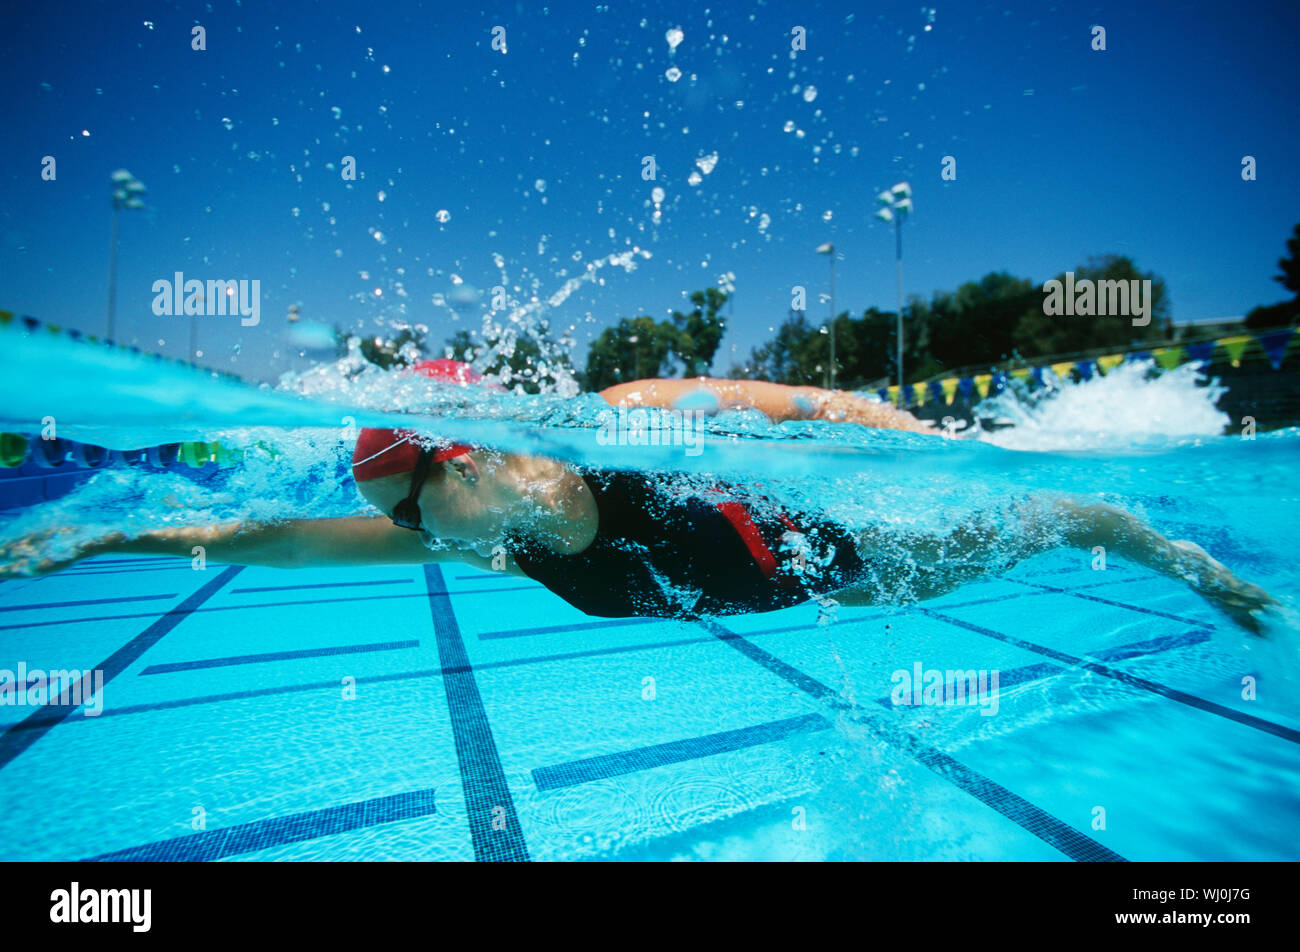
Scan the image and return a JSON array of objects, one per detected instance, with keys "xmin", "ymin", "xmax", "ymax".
[
  {"xmin": 0, "ymin": 529, "xmax": 124, "ymax": 581},
  {"xmin": 1170, "ymin": 540, "xmax": 1279, "ymax": 635},
  {"xmin": 804, "ymin": 389, "xmax": 936, "ymax": 435}
]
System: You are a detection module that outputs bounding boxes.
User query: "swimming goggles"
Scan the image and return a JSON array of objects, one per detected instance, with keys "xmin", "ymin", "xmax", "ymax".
[{"xmin": 391, "ymin": 448, "xmax": 434, "ymax": 531}]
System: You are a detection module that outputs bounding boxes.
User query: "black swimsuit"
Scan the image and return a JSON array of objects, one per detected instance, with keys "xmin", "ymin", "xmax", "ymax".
[{"xmin": 510, "ymin": 470, "xmax": 867, "ymax": 619}]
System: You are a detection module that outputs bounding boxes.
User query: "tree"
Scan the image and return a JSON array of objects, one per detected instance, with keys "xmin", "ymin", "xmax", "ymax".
[
  {"xmin": 585, "ymin": 315, "xmax": 679, "ymax": 391},
  {"xmin": 1244, "ymin": 223, "xmax": 1300, "ymax": 329},
  {"xmin": 1275, "ymin": 223, "xmax": 1300, "ymax": 297},
  {"xmin": 925, "ymin": 272, "xmax": 1039, "ymax": 371},
  {"xmin": 730, "ymin": 310, "xmax": 817, "ymax": 383},
  {"xmin": 671, "ymin": 288, "xmax": 728, "ymax": 377},
  {"xmin": 1011, "ymin": 255, "xmax": 1169, "ymax": 358}
]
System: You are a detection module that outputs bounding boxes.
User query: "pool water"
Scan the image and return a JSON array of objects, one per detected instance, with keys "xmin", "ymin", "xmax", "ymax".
[{"xmin": 1, "ymin": 329, "xmax": 1298, "ymax": 861}]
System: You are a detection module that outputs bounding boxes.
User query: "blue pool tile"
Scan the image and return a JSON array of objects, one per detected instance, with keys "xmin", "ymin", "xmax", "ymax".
[
  {"xmin": 699, "ymin": 619, "xmax": 1126, "ymax": 862},
  {"xmin": 0, "ymin": 566, "xmax": 244, "ymax": 771},
  {"xmin": 922, "ymin": 609, "xmax": 1300, "ymax": 745}
]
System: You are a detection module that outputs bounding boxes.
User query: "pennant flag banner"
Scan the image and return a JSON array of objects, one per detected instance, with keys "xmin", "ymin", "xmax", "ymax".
[
  {"xmin": 1259, "ymin": 329, "xmax": 1294, "ymax": 370},
  {"xmin": 941, "ymin": 377, "xmax": 960, "ymax": 405},
  {"xmin": 973, "ymin": 373, "xmax": 992, "ymax": 399},
  {"xmin": 1096, "ymin": 354, "xmax": 1125, "ymax": 374},
  {"xmin": 1049, "ymin": 361, "xmax": 1075, "ymax": 380},
  {"xmin": 1185, "ymin": 341, "xmax": 1216, "ymax": 363},
  {"xmin": 1010, "ymin": 368, "xmax": 1031, "ymax": 384},
  {"xmin": 1219, "ymin": 335, "xmax": 1252, "ymax": 366},
  {"xmin": 888, "ymin": 385, "xmax": 900, "ymax": 406},
  {"xmin": 1154, "ymin": 346, "xmax": 1186, "ymax": 371}
]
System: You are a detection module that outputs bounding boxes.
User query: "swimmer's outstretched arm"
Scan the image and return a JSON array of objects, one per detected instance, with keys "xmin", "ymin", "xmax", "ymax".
[
  {"xmin": 599, "ymin": 377, "xmax": 935, "ymax": 435},
  {"xmin": 0, "ymin": 516, "xmax": 524, "ymax": 579},
  {"xmin": 842, "ymin": 498, "xmax": 1277, "ymax": 632}
]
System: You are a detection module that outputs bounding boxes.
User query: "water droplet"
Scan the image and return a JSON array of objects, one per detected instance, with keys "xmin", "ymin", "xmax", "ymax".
[
  {"xmin": 436, "ymin": 209, "xmax": 451, "ymax": 223},
  {"xmin": 665, "ymin": 27, "xmax": 684, "ymax": 50},
  {"xmin": 803, "ymin": 85, "xmax": 818, "ymax": 102},
  {"xmin": 221, "ymin": 117, "xmax": 233, "ymax": 130},
  {"xmin": 783, "ymin": 120, "xmax": 795, "ymax": 133},
  {"xmin": 534, "ymin": 179, "xmax": 547, "ymax": 193},
  {"xmin": 665, "ymin": 66, "xmax": 682, "ymax": 82},
  {"xmin": 651, "ymin": 187, "xmax": 665, "ymax": 203}
]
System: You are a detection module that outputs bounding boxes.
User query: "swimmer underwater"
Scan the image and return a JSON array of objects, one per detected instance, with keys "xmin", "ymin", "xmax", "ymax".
[{"xmin": 0, "ymin": 359, "xmax": 1278, "ymax": 632}]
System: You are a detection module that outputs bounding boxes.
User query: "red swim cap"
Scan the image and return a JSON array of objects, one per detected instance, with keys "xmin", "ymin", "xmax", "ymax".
[{"xmin": 351, "ymin": 359, "xmax": 481, "ymax": 482}]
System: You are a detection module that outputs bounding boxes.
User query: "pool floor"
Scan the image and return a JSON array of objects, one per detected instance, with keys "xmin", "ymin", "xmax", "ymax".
[{"xmin": 1, "ymin": 548, "xmax": 1297, "ymax": 861}]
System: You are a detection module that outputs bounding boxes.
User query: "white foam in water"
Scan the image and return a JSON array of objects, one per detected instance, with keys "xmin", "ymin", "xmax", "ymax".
[{"xmin": 973, "ymin": 359, "xmax": 1230, "ymax": 452}]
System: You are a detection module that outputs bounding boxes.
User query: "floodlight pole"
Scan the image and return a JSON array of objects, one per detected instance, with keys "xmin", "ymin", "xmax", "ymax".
[
  {"xmin": 107, "ymin": 202, "xmax": 121, "ymax": 341},
  {"xmin": 895, "ymin": 215, "xmax": 904, "ymax": 390},
  {"xmin": 816, "ymin": 243, "xmax": 836, "ymax": 389}
]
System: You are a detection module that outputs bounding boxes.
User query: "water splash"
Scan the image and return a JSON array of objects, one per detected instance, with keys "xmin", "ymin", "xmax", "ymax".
[{"xmin": 974, "ymin": 359, "xmax": 1230, "ymax": 452}]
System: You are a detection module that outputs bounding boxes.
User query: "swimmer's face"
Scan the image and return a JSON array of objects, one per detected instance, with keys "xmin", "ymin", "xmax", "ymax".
[{"xmin": 357, "ymin": 452, "xmax": 498, "ymax": 542}]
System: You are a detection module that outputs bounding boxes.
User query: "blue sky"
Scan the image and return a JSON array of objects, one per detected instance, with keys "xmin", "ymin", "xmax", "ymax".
[{"xmin": 3, "ymin": 0, "xmax": 1297, "ymax": 382}]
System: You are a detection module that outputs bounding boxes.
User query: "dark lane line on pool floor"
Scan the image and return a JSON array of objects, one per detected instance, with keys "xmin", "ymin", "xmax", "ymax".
[
  {"xmin": 0, "ymin": 585, "xmax": 543, "ymax": 633},
  {"xmin": 1007, "ymin": 578, "xmax": 1221, "ymax": 629},
  {"xmin": 0, "ymin": 592, "xmax": 179, "ymax": 612},
  {"xmin": 532, "ymin": 714, "xmax": 832, "ymax": 791},
  {"xmin": 423, "ymin": 564, "xmax": 530, "ymax": 862},
  {"xmin": 78, "ymin": 557, "xmax": 198, "ymax": 567},
  {"xmin": 0, "ymin": 566, "xmax": 243, "ymax": 772},
  {"xmin": 83, "ymin": 788, "xmax": 440, "ymax": 862},
  {"xmin": 920, "ymin": 609, "xmax": 1300, "ymax": 745},
  {"xmin": 698, "ymin": 618, "xmax": 1127, "ymax": 863},
  {"xmin": 139, "ymin": 639, "xmax": 420, "ymax": 675},
  {"xmin": 231, "ymin": 578, "xmax": 415, "ymax": 594},
  {"xmin": 35, "ymin": 566, "xmax": 211, "ymax": 578},
  {"xmin": 871, "ymin": 632, "xmax": 1213, "ymax": 710}
]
